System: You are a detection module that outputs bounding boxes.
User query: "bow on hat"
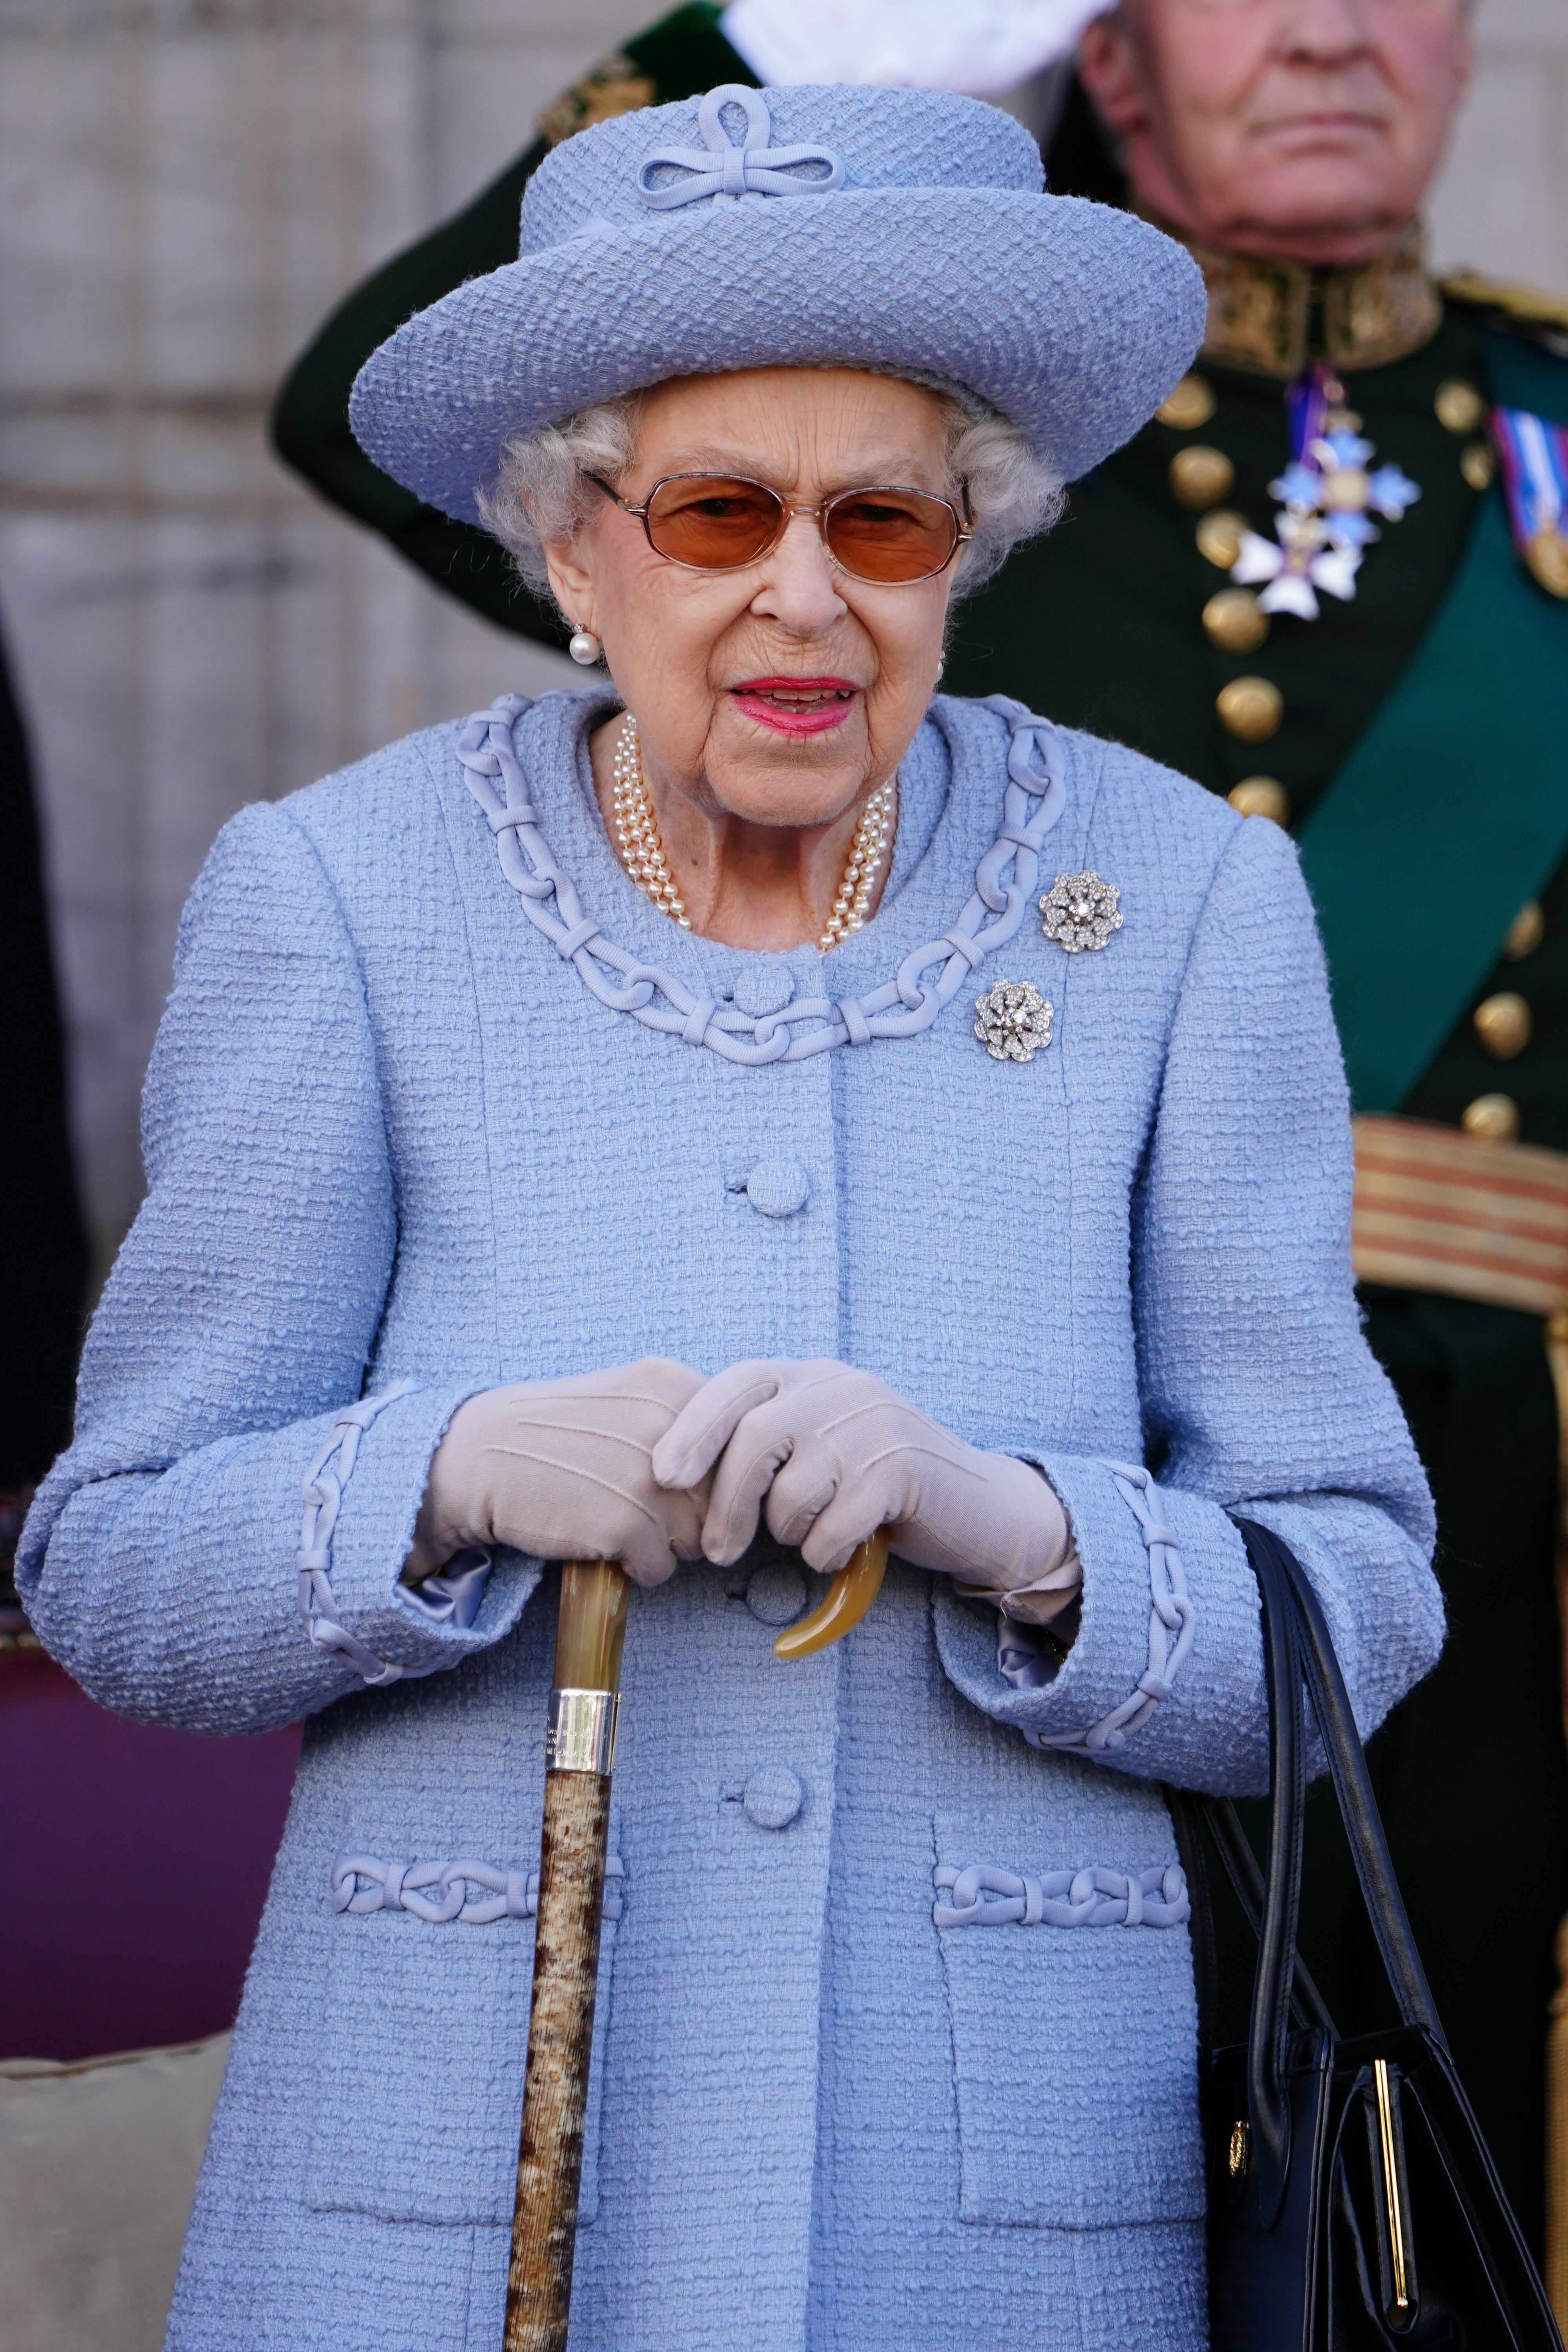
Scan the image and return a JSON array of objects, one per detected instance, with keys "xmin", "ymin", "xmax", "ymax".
[{"xmin": 636, "ymin": 85, "xmax": 846, "ymax": 211}]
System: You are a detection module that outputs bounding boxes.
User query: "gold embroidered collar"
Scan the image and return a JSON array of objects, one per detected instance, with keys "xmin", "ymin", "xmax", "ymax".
[{"xmin": 1163, "ymin": 221, "xmax": 1442, "ymax": 378}]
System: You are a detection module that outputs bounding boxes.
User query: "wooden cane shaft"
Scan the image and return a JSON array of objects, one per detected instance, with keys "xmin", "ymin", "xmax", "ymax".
[
  {"xmin": 504, "ymin": 1561, "xmax": 628, "ymax": 2352},
  {"xmin": 504, "ymin": 1764, "xmax": 612, "ymax": 2352}
]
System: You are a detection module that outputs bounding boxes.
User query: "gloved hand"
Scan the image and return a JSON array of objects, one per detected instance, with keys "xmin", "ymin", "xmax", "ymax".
[
  {"xmin": 405, "ymin": 1358, "xmax": 711, "ymax": 1589},
  {"xmin": 651, "ymin": 1358, "xmax": 1079, "ymax": 1620}
]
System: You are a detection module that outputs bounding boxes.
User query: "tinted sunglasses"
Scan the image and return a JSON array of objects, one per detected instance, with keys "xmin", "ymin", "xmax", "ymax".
[{"xmin": 587, "ymin": 471, "xmax": 972, "ymax": 586}]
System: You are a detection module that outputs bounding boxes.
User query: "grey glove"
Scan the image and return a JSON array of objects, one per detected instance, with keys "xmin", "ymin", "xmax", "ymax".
[
  {"xmin": 652, "ymin": 1356, "xmax": 1080, "ymax": 1621},
  {"xmin": 406, "ymin": 1357, "xmax": 711, "ymax": 1590}
]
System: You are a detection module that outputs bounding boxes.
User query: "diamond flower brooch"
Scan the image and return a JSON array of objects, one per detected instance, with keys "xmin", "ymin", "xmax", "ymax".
[
  {"xmin": 974, "ymin": 979, "xmax": 1054, "ymax": 1063},
  {"xmin": 1039, "ymin": 870, "xmax": 1123, "ymax": 953},
  {"xmin": 976, "ymin": 864, "xmax": 1123, "ymax": 1062}
]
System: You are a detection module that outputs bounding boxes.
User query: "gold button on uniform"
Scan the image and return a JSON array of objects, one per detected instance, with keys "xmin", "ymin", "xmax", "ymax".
[
  {"xmin": 1473, "ymin": 991, "xmax": 1532, "ymax": 1060},
  {"xmin": 1434, "ymin": 379, "xmax": 1487, "ymax": 436},
  {"xmin": 1526, "ymin": 529, "xmax": 1568, "ymax": 599},
  {"xmin": 1169, "ymin": 446, "xmax": 1236, "ymax": 510},
  {"xmin": 1157, "ymin": 372, "xmax": 1217, "ymax": 431},
  {"xmin": 1462, "ymin": 1093, "xmax": 1521, "ymax": 1143},
  {"xmin": 1202, "ymin": 588, "xmax": 1269, "ymax": 653},
  {"xmin": 1216, "ymin": 676, "xmax": 1283, "ymax": 743},
  {"xmin": 1460, "ymin": 441, "xmax": 1495, "ymax": 492},
  {"xmin": 1228, "ymin": 777, "xmax": 1290, "ymax": 824},
  {"xmin": 1197, "ymin": 510, "xmax": 1247, "ymax": 570},
  {"xmin": 1504, "ymin": 899, "xmax": 1544, "ymax": 961}
]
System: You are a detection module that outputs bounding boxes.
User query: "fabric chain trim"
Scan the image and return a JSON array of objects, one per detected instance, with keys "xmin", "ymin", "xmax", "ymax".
[
  {"xmin": 454, "ymin": 692, "xmax": 1068, "ymax": 1065},
  {"xmin": 933, "ymin": 1860, "xmax": 1190, "ymax": 1930},
  {"xmin": 332, "ymin": 1852, "xmax": 625, "ymax": 1926},
  {"xmin": 1025, "ymin": 1463, "xmax": 1196, "ymax": 1756},
  {"xmin": 297, "ymin": 1384, "xmax": 423, "ymax": 1688}
]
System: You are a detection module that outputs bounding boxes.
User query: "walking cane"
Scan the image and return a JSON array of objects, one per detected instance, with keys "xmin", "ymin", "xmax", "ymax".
[{"xmin": 503, "ymin": 1530, "xmax": 890, "ymax": 2351}]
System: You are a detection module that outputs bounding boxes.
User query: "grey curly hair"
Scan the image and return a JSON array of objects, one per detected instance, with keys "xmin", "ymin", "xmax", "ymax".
[{"xmin": 477, "ymin": 376, "xmax": 1063, "ymax": 605}]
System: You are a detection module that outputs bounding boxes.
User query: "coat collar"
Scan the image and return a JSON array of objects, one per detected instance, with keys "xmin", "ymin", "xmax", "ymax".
[{"xmin": 448, "ymin": 688, "xmax": 1079, "ymax": 1068}]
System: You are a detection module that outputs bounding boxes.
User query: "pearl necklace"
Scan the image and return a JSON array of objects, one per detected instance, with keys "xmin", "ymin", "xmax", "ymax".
[
  {"xmin": 610, "ymin": 712, "xmax": 896, "ymax": 953},
  {"xmin": 612, "ymin": 714, "xmax": 691, "ymax": 929}
]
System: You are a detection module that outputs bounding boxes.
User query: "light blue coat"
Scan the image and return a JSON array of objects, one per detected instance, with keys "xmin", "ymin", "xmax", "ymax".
[{"xmin": 20, "ymin": 689, "xmax": 1439, "ymax": 2352}]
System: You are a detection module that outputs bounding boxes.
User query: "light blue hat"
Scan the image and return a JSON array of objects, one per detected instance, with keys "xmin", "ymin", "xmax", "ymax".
[{"xmin": 350, "ymin": 82, "xmax": 1206, "ymax": 526}]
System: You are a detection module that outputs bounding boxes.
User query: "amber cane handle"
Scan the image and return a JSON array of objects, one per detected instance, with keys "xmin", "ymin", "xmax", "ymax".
[
  {"xmin": 772, "ymin": 1528, "xmax": 890, "ymax": 1661},
  {"xmin": 504, "ymin": 1559, "xmax": 630, "ymax": 2352}
]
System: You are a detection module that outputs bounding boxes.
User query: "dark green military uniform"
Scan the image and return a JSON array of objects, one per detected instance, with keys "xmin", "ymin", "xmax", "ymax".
[{"xmin": 271, "ymin": 2, "xmax": 1568, "ymax": 2259}]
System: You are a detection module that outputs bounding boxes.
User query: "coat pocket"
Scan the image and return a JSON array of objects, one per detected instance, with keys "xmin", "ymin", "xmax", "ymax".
[
  {"xmin": 932, "ymin": 1807, "xmax": 1203, "ymax": 2228},
  {"xmin": 305, "ymin": 1848, "xmax": 622, "ymax": 2228}
]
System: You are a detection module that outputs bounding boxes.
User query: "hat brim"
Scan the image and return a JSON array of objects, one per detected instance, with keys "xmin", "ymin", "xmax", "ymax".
[{"xmin": 350, "ymin": 189, "xmax": 1205, "ymax": 525}]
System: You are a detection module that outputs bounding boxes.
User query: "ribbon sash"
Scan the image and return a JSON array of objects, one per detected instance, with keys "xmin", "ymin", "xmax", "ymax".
[{"xmin": 1297, "ymin": 328, "xmax": 1568, "ymax": 1112}]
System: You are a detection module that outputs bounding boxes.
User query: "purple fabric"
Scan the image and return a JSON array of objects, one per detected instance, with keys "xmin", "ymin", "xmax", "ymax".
[{"xmin": 0, "ymin": 1651, "xmax": 298, "ymax": 2060}]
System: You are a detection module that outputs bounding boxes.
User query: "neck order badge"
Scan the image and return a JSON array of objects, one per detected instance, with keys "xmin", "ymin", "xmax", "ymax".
[{"xmin": 1229, "ymin": 363, "xmax": 1421, "ymax": 622}]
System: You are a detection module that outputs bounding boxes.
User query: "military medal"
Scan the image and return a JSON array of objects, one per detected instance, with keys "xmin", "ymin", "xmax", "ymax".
[
  {"xmin": 1228, "ymin": 364, "xmax": 1421, "ymax": 621},
  {"xmin": 1493, "ymin": 405, "xmax": 1568, "ymax": 599}
]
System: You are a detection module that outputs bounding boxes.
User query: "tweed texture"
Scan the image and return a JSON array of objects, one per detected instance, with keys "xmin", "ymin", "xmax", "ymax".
[
  {"xmin": 348, "ymin": 83, "xmax": 1207, "ymax": 523},
  {"xmin": 19, "ymin": 689, "xmax": 1438, "ymax": 2352}
]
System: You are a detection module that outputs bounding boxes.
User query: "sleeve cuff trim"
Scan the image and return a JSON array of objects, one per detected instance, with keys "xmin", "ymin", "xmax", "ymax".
[
  {"xmin": 296, "ymin": 1381, "xmax": 445, "ymax": 1686},
  {"xmin": 1024, "ymin": 1461, "xmax": 1196, "ymax": 1757}
]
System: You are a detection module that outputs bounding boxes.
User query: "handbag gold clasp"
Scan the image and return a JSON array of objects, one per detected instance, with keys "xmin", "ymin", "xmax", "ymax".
[{"xmin": 1373, "ymin": 2057, "xmax": 1419, "ymax": 2330}]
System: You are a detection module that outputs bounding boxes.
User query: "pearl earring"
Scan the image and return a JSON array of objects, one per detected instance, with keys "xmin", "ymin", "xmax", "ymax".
[{"xmin": 568, "ymin": 628, "xmax": 602, "ymax": 666}]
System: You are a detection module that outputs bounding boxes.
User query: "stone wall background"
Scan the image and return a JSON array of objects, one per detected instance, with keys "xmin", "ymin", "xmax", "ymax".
[{"xmin": 2, "ymin": 0, "xmax": 1565, "ymax": 1277}]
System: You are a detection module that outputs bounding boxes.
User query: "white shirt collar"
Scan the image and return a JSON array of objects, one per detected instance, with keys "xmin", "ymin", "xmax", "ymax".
[{"xmin": 719, "ymin": 0, "xmax": 1111, "ymax": 98}]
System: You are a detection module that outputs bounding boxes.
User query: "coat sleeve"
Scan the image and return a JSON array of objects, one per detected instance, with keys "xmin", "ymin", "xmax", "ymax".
[
  {"xmin": 935, "ymin": 807, "xmax": 1442, "ymax": 1795},
  {"xmin": 16, "ymin": 798, "xmax": 538, "ymax": 1734}
]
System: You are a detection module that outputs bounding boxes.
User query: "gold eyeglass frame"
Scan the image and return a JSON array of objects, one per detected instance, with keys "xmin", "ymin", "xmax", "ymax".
[{"xmin": 586, "ymin": 470, "xmax": 973, "ymax": 584}]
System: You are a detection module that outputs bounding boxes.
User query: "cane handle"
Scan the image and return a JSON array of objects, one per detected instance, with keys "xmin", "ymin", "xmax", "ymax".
[
  {"xmin": 773, "ymin": 1527, "xmax": 890, "ymax": 1660},
  {"xmin": 551, "ymin": 1558, "xmax": 630, "ymax": 1693}
]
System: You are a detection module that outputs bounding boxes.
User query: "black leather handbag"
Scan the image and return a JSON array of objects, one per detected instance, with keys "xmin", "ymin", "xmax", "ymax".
[{"xmin": 1193, "ymin": 1517, "xmax": 1563, "ymax": 2352}]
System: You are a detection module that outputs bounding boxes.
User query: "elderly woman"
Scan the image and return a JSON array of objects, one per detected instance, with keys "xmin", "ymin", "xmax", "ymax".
[{"xmin": 20, "ymin": 80, "xmax": 1438, "ymax": 2352}]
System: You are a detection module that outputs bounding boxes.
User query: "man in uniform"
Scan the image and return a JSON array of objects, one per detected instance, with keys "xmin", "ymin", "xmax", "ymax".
[
  {"xmin": 952, "ymin": 1, "xmax": 1568, "ymax": 2286},
  {"xmin": 272, "ymin": 0, "xmax": 1568, "ymax": 2269}
]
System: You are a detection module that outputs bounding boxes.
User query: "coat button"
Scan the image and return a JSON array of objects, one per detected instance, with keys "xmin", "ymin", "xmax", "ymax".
[
  {"xmin": 746, "ymin": 1564, "xmax": 807, "ymax": 1625},
  {"xmin": 742, "ymin": 1766, "xmax": 803, "ymax": 1831},
  {"xmin": 733, "ymin": 960, "xmax": 795, "ymax": 1017},
  {"xmin": 744, "ymin": 1157, "xmax": 810, "ymax": 1218}
]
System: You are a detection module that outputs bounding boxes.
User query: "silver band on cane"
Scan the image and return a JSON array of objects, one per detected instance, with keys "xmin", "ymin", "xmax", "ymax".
[{"xmin": 544, "ymin": 1687, "xmax": 620, "ymax": 1776}]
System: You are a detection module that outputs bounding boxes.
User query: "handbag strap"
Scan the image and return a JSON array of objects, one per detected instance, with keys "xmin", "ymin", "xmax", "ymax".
[
  {"xmin": 1220, "ymin": 1520, "xmax": 1446, "ymax": 2221},
  {"xmin": 1198, "ymin": 1791, "xmax": 1336, "ymax": 2038},
  {"xmin": 1251, "ymin": 1521, "xmax": 1444, "ymax": 2039},
  {"xmin": 1244, "ymin": 1522, "xmax": 1307, "ymax": 2215}
]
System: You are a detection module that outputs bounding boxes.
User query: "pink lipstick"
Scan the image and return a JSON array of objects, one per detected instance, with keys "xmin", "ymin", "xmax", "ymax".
[{"xmin": 730, "ymin": 676, "xmax": 860, "ymax": 738}]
